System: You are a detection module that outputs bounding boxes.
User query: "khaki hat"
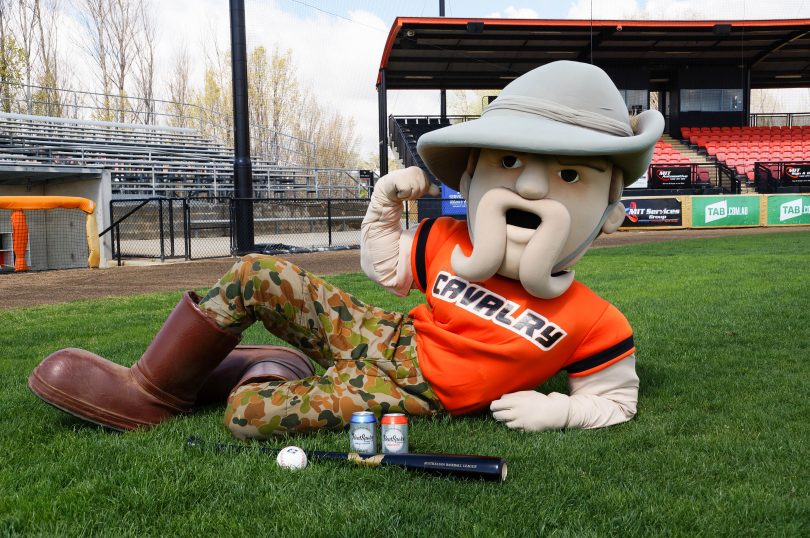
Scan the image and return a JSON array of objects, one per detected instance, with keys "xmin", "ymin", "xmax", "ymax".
[{"xmin": 417, "ymin": 60, "xmax": 664, "ymax": 190}]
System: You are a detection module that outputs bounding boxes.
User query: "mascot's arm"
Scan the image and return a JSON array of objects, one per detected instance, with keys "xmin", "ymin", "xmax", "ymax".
[
  {"xmin": 361, "ymin": 167, "xmax": 439, "ymax": 297},
  {"xmin": 490, "ymin": 355, "xmax": 639, "ymax": 431}
]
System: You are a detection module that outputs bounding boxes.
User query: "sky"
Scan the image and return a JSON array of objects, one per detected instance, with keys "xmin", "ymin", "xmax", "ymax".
[{"xmin": 60, "ymin": 1, "xmax": 810, "ymax": 158}]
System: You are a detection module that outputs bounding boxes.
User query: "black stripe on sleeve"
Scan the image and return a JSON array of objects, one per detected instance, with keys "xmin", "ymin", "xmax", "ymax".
[
  {"xmin": 564, "ymin": 336, "xmax": 635, "ymax": 375},
  {"xmin": 414, "ymin": 218, "xmax": 436, "ymax": 292}
]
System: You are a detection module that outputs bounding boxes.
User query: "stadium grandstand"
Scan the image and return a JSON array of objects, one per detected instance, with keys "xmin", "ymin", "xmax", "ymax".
[
  {"xmin": 0, "ymin": 110, "xmax": 365, "ymax": 199},
  {"xmin": 0, "ymin": 91, "xmax": 374, "ymax": 267},
  {"xmin": 379, "ymin": 17, "xmax": 810, "ymax": 202}
]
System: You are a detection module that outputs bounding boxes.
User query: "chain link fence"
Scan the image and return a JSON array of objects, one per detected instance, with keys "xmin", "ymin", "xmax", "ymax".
[{"xmin": 106, "ymin": 196, "xmax": 466, "ymax": 264}]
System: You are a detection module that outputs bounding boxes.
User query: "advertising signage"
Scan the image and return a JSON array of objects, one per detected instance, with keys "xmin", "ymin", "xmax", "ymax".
[
  {"xmin": 766, "ymin": 195, "xmax": 810, "ymax": 225},
  {"xmin": 621, "ymin": 197, "xmax": 683, "ymax": 228},
  {"xmin": 691, "ymin": 196, "xmax": 760, "ymax": 227},
  {"xmin": 649, "ymin": 165, "xmax": 692, "ymax": 189},
  {"xmin": 781, "ymin": 164, "xmax": 810, "ymax": 186},
  {"xmin": 440, "ymin": 184, "xmax": 467, "ymax": 216}
]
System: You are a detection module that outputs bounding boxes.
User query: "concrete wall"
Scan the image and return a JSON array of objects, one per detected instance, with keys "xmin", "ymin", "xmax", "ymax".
[
  {"xmin": 41, "ymin": 171, "xmax": 113, "ymax": 267},
  {"xmin": 0, "ymin": 170, "xmax": 112, "ymax": 269}
]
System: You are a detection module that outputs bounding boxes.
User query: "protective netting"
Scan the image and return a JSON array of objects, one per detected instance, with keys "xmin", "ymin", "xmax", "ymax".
[{"xmin": 0, "ymin": 208, "xmax": 90, "ymax": 272}]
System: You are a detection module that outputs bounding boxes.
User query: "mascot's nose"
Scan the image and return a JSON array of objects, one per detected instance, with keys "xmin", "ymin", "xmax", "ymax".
[{"xmin": 515, "ymin": 162, "xmax": 549, "ymax": 200}]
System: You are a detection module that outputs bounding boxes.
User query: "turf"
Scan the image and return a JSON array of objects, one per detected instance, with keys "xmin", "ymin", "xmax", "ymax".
[{"xmin": 1, "ymin": 232, "xmax": 809, "ymax": 536}]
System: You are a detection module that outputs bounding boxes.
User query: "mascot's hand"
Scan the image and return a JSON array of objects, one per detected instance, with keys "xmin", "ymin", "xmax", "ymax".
[
  {"xmin": 374, "ymin": 166, "xmax": 440, "ymax": 205},
  {"xmin": 362, "ymin": 166, "xmax": 437, "ymax": 296},
  {"xmin": 490, "ymin": 391, "xmax": 570, "ymax": 432}
]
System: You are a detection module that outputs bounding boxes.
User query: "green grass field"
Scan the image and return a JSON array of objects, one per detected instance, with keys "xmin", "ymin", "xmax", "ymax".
[{"xmin": 1, "ymin": 232, "xmax": 809, "ymax": 536}]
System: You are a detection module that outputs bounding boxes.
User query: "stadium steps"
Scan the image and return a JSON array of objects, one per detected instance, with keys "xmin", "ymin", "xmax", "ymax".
[
  {"xmin": 661, "ymin": 134, "xmax": 706, "ymax": 163},
  {"xmin": 659, "ymin": 133, "xmax": 739, "ymax": 190}
]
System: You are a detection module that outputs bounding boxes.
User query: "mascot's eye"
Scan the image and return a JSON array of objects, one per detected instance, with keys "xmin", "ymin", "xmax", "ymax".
[
  {"xmin": 558, "ymin": 169, "xmax": 580, "ymax": 183},
  {"xmin": 501, "ymin": 155, "xmax": 523, "ymax": 169}
]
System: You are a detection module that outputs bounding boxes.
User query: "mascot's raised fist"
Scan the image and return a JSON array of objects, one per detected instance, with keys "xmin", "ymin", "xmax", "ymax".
[{"xmin": 375, "ymin": 166, "xmax": 440, "ymax": 203}]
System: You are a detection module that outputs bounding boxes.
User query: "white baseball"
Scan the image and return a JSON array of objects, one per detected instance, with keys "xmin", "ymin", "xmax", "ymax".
[{"xmin": 276, "ymin": 446, "xmax": 308, "ymax": 470}]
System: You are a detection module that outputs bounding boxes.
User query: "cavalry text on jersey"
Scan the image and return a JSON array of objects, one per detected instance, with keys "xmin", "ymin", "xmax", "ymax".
[{"xmin": 432, "ymin": 271, "xmax": 567, "ymax": 351}]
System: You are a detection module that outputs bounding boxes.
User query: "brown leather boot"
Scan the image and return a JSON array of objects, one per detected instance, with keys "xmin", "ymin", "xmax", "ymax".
[
  {"xmin": 195, "ymin": 345, "xmax": 314, "ymax": 406},
  {"xmin": 28, "ymin": 291, "xmax": 239, "ymax": 431}
]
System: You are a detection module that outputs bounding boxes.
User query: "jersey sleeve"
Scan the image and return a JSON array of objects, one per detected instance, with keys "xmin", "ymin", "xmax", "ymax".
[
  {"xmin": 565, "ymin": 303, "xmax": 636, "ymax": 378},
  {"xmin": 409, "ymin": 217, "xmax": 437, "ymax": 293}
]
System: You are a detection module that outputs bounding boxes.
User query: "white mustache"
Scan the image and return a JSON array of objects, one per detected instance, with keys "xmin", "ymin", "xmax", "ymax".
[
  {"xmin": 451, "ymin": 188, "xmax": 510, "ymax": 282},
  {"xmin": 451, "ymin": 188, "xmax": 574, "ymax": 299},
  {"xmin": 518, "ymin": 200, "xmax": 574, "ymax": 299}
]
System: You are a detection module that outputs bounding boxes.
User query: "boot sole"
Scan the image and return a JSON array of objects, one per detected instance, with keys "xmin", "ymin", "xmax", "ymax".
[{"xmin": 28, "ymin": 370, "xmax": 153, "ymax": 432}]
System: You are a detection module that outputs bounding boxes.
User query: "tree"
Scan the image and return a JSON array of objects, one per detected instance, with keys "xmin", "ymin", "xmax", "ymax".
[
  {"xmin": 133, "ymin": 0, "xmax": 156, "ymax": 124},
  {"xmin": 294, "ymin": 86, "xmax": 359, "ymax": 169},
  {"xmin": 166, "ymin": 41, "xmax": 192, "ymax": 128},
  {"xmin": 193, "ymin": 65, "xmax": 231, "ymax": 147},
  {"xmin": 247, "ymin": 45, "xmax": 272, "ymax": 158},
  {"xmin": 267, "ymin": 46, "xmax": 299, "ymax": 163},
  {"xmin": 196, "ymin": 25, "xmax": 233, "ymax": 143},
  {"xmin": 105, "ymin": 0, "xmax": 138, "ymax": 122},
  {"xmin": 32, "ymin": 0, "xmax": 66, "ymax": 117},
  {"xmin": 12, "ymin": 0, "xmax": 38, "ymax": 112},
  {"xmin": 0, "ymin": 0, "xmax": 25, "ymax": 112},
  {"xmin": 79, "ymin": 0, "xmax": 112, "ymax": 120},
  {"xmin": 449, "ymin": 89, "xmax": 499, "ymax": 116}
]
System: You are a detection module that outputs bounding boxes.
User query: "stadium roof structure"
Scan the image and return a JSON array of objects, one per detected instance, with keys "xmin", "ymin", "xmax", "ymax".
[{"xmin": 378, "ymin": 17, "xmax": 810, "ymax": 90}]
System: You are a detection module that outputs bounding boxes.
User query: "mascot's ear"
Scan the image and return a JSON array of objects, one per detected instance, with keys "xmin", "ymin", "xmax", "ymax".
[
  {"xmin": 602, "ymin": 166, "xmax": 626, "ymax": 235},
  {"xmin": 602, "ymin": 202, "xmax": 626, "ymax": 235},
  {"xmin": 459, "ymin": 149, "xmax": 480, "ymax": 199}
]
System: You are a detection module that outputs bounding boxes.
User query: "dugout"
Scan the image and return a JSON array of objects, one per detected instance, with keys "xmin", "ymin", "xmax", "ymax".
[
  {"xmin": 0, "ymin": 166, "xmax": 112, "ymax": 270},
  {"xmin": 376, "ymin": 16, "xmax": 810, "ymax": 182}
]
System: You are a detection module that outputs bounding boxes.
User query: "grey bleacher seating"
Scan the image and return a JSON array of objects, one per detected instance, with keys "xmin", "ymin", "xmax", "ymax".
[{"xmin": 0, "ymin": 112, "xmax": 315, "ymax": 197}]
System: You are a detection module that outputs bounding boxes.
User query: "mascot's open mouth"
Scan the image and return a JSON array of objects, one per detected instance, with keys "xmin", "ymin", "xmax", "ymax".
[{"xmin": 505, "ymin": 208, "xmax": 542, "ymax": 229}]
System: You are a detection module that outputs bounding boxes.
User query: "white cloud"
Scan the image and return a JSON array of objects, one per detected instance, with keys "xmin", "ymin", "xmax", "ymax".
[
  {"xmin": 487, "ymin": 6, "xmax": 542, "ymax": 18},
  {"xmin": 566, "ymin": 0, "xmax": 810, "ymax": 20},
  {"xmin": 144, "ymin": 1, "xmax": 395, "ymax": 156}
]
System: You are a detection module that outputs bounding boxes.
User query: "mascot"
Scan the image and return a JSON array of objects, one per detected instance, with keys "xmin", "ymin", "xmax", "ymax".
[{"xmin": 29, "ymin": 61, "xmax": 663, "ymax": 438}]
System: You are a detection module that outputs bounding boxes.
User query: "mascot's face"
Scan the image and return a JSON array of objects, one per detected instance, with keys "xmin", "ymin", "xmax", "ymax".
[{"xmin": 453, "ymin": 148, "xmax": 626, "ymax": 299}]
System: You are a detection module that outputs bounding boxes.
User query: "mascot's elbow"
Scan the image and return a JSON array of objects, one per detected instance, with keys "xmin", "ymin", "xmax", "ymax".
[{"xmin": 607, "ymin": 389, "xmax": 638, "ymax": 424}]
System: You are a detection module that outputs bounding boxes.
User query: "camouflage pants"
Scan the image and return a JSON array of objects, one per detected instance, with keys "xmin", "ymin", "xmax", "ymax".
[{"xmin": 198, "ymin": 254, "xmax": 443, "ymax": 439}]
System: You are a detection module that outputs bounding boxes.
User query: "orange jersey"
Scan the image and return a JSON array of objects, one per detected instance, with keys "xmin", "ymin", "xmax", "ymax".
[{"xmin": 409, "ymin": 217, "xmax": 635, "ymax": 415}]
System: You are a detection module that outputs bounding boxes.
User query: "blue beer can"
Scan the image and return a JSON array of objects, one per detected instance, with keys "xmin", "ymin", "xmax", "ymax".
[{"xmin": 349, "ymin": 411, "xmax": 376, "ymax": 455}]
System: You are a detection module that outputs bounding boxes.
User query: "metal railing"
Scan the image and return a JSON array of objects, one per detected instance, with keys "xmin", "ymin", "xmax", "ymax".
[
  {"xmin": 388, "ymin": 115, "xmax": 473, "ymax": 175},
  {"xmin": 753, "ymin": 161, "xmax": 810, "ymax": 193},
  {"xmin": 103, "ymin": 195, "xmax": 452, "ymax": 264},
  {"xmin": 749, "ymin": 113, "xmax": 810, "ymax": 128},
  {"xmin": 105, "ymin": 196, "xmax": 380, "ymax": 264},
  {"xmin": 646, "ymin": 162, "xmax": 740, "ymax": 193}
]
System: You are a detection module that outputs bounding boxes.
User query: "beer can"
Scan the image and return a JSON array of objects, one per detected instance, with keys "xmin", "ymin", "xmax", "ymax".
[
  {"xmin": 349, "ymin": 411, "xmax": 376, "ymax": 454},
  {"xmin": 381, "ymin": 413, "xmax": 409, "ymax": 454}
]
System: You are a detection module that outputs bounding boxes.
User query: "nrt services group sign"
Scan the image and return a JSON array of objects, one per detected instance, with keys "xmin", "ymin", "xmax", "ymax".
[{"xmin": 621, "ymin": 197, "xmax": 683, "ymax": 228}]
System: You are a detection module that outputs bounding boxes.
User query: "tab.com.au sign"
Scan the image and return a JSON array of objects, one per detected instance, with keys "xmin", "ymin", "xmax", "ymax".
[
  {"xmin": 767, "ymin": 195, "xmax": 810, "ymax": 225},
  {"xmin": 692, "ymin": 196, "xmax": 760, "ymax": 227}
]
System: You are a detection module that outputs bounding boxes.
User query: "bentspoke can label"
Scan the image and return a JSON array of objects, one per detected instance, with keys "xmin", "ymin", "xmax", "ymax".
[
  {"xmin": 349, "ymin": 411, "xmax": 376, "ymax": 455},
  {"xmin": 381, "ymin": 413, "xmax": 408, "ymax": 454}
]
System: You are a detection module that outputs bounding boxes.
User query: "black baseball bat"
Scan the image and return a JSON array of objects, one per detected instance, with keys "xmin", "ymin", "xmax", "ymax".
[{"xmin": 185, "ymin": 436, "xmax": 508, "ymax": 482}]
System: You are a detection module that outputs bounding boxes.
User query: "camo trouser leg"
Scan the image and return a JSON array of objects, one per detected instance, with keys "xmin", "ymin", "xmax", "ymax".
[{"xmin": 197, "ymin": 254, "xmax": 443, "ymax": 439}]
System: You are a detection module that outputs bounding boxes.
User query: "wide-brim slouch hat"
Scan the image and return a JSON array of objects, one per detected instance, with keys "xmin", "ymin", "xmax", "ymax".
[{"xmin": 417, "ymin": 60, "xmax": 665, "ymax": 190}]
